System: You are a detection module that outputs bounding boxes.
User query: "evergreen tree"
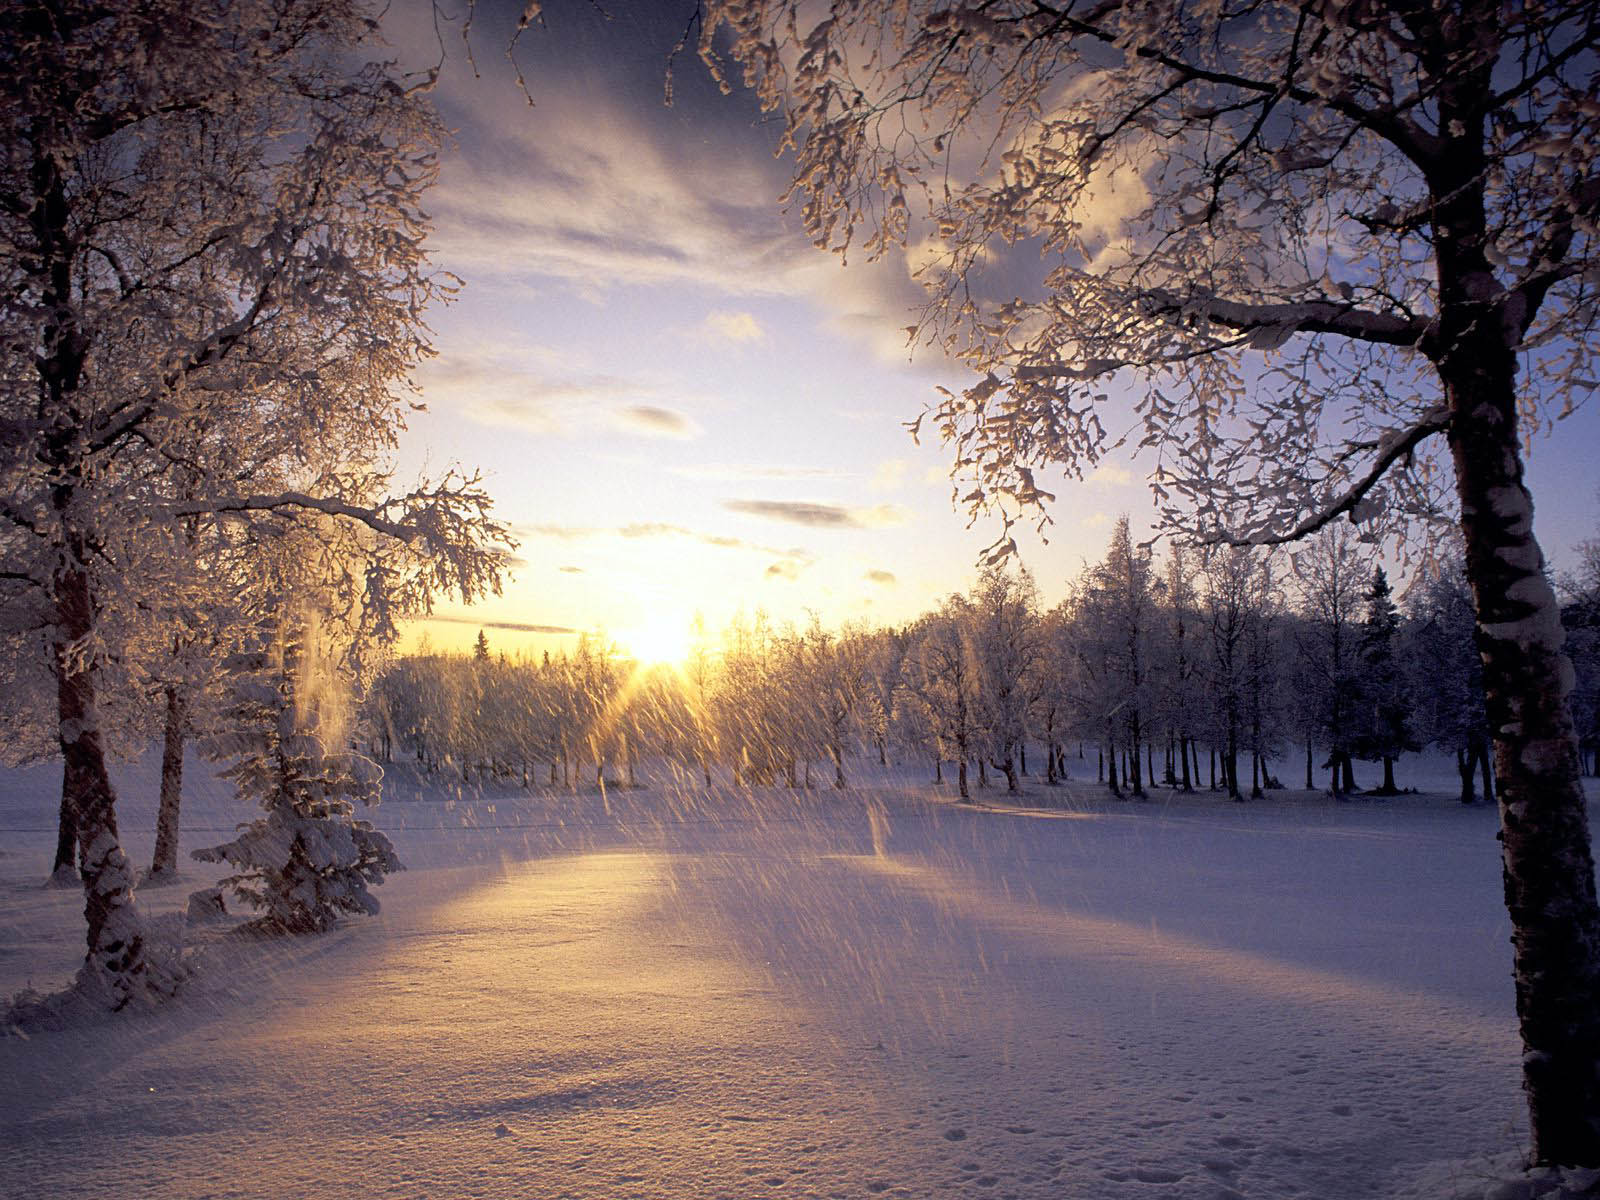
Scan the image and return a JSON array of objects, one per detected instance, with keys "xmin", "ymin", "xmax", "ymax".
[
  {"xmin": 1353, "ymin": 569, "xmax": 1416, "ymax": 794},
  {"xmin": 193, "ymin": 616, "xmax": 400, "ymax": 934}
]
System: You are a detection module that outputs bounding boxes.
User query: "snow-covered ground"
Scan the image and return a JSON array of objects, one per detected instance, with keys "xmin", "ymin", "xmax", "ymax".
[{"xmin": 2, "ymin": 751, "xmax": 1594, "ymax": 1198}]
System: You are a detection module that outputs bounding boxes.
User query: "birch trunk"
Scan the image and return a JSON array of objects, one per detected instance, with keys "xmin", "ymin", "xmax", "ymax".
[{"xmin": 54, "ymin": 560, "xmax": 147, "ymax": 1008}]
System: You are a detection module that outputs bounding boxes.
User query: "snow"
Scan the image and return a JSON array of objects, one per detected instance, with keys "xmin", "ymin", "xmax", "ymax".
[{"xmin": 2, "ymin": 750, "xmax": 1596, "ymax": 1198}]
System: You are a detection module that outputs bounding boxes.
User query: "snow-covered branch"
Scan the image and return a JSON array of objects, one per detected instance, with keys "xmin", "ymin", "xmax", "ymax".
[{"xmin": 1206, "ymin": 408, "xmax": 1452, "ymax": 548}]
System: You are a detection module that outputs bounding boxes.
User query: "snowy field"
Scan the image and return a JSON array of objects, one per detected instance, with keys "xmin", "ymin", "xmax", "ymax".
[{"xmin": 2, "ymin": 751, "xmax": 1596, "ymax": 1199}]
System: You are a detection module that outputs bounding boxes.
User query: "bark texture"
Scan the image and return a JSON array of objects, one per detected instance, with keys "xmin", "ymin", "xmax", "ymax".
[{"xmin": 149, "ymin": 686, "xmax": 188, "ymax": 879}]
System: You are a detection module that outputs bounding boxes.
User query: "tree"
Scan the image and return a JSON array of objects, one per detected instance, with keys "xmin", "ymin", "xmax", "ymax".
[
  {"xmin": 703, "ymin": 0, "xmax": 1600, "ymax": 1162},
  {"xmin": 0, "ymin": 0, "xmax": 508, "ymax": 1009},
  {"xmin": 1411, "ymin": 556, "xmax": 1495, "ymax": 803},
  {"xmin": 969, "ymin": 566, "xmax": 1042, "ymax": 792},
  {"xmin": 1090, "ymin": 518, "xmax": 1155, "ymax": 796},
  {"xmin": 194, "ymin": 612, "xmax": 399, "ymax": 934},
  {"xmin": 1352, "ymin": 568, "xmax": 1417, "ymax": 794},
  {"xmin": 1292, "ymin": 528, "xmax": 1371, "ymax": 796},
  {"xmin": 901, "ymin": 600, "xmax": 981, "ymax": 800}
]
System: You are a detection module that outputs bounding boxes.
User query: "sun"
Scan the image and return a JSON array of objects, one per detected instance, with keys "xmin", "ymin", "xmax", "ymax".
[{"xmin": 618, "ymin": 614, "xmax": 693, "ymax": 667}]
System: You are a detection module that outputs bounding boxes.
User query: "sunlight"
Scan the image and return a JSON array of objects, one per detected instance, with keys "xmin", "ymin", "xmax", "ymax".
[{"xmin": 618, "ymin": 614, "xmax": 693, "ymax": 666}]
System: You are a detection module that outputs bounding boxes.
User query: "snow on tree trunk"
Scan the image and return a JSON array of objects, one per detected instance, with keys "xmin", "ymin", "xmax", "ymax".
[
  {"xmin": 54, "ymin": 563, "xmax": 147, "ymax": 1008},
  {"xmin": 1448, "ymin": 348, "xmax": 1600, "ymax": 1166}
]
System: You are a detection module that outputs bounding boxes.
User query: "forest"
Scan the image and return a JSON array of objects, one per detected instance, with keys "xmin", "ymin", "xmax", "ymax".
[{"xmin": 373, "ymin": 520, "xmax": 1600, "ymax": 808}]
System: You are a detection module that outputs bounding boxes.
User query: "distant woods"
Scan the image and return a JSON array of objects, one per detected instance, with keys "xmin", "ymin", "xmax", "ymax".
[{"xmin": 372, "ymin": 518, "xmax": 1600, "ymax": 804}]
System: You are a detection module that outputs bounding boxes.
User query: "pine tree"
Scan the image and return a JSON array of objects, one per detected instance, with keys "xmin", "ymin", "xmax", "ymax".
[
  {"xmin": 1353, "ymin": 568, "xmax": 1416, "ymax": 795},
  {"xmin": 193, "ymin": 617, "xmax": 400, "ymax": 934}
]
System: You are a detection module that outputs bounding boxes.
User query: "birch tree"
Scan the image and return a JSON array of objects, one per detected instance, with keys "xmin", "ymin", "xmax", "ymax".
[
  {"xmin": 703, "ymin": 0, "xmax": 1600, "ymax": 1162},
  {"xmin": 1, "ymin": 0, "xmax": 507, "ymax": 1010}
]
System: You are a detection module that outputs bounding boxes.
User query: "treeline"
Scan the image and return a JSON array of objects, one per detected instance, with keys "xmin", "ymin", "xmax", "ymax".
[{"xmin": 372, "ymin": 519, "xmax": 1600, "ymax": 804}]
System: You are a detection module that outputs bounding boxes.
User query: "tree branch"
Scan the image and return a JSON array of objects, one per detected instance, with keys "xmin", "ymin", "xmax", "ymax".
[{"xmin": 1206, "ymin": 406, "xmax": 1452, "ymax": 547}]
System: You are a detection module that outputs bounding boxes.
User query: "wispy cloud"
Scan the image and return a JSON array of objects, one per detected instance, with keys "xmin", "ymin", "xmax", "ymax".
[
  {"xmin": 723, "ymin": 499, "xmax": 909, "ymax": 529},
  {"xmin": 669, "ymin": 463, "xmax": 848, "ymax": 482},
  {"xmin": 1087, "ymin": 464, "xmax": 1137, "ymax": 486},
  {"xmin": 701, "ymin": 310, "xmax": 766, "ymax": 344},
  {"xmin": 864, "ymin": 569, "xmax": 897, "ymax": 586},
  {"xmin": 609, "ymin": 405, "xmax": 700, "ymax": 439},
  {"xmin": 425, "ymin": 90, "xmax": 940, "ymax": 366},
  {"xmin": 766, "ymin": 559, "xmax": 811, "ymax": 581},
  {"xmin": 558, "ymin": 565, "xmax": 585, "ymax": 574},
  {"xmin": 420, "ymin": 614, "xmax": 577, "ymax": 635},
  {"xmin": 872, "ymin": 458, "xmax": 909, "ymax": 492},
  {"xmin": 516, "ymin": 519, "xmax": 815, "ymax": 571}
]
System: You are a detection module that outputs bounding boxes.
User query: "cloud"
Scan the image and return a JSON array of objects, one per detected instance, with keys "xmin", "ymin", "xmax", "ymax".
[
  {"xmin": 609, "ymin": 405, "xmax": 700, "ymax": 439},
  {"xmin": 419, "ymin": 614, "xmax": 577, "ymax": 635},
  {"xmin": 418, "ymin": 349, "xmax": 667, "ymax": 436},
  {"xmin": 723, "ymin": 499, "xmax": 910, "ymax": 529},
  {"xmin": 517, "ymin": 522, "xmax": 598, "ymax": 540},
  {"xmin": 766, "ymin": 559, "xmax": 810, "ymax": 581},
  {"xmin": 872, "ymin": 458, "xmax": 909, "ymax": 492},
  {"xmin": 701, "ymin": 310, "xmax": 766, "ymax": 344},
  {"xmin": 669, "ymin": 463, "xmax": 848, "ymax": 482},
  {"xmin": 864, "ymin": 569, "xmax": 897, "ymax": 586},
  {"xmin": 518, "ymin": 519, "xmax": 815, "ymax": 573},
  {"xmin": 418, "ymin": 78, "xmax": 944, "ymax": 368},
  {"xmin": 1087, "ymin": 464, "xmax": 1137, "ymax": 486},
  {"xmin": 558, "ymin": 565, "xmax": 584, "ymax": 574}
]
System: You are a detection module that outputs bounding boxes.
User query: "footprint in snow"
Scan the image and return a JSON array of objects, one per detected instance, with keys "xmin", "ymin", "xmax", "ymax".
[
  {"xmin": 943, "ymin": 1128, "xmax": 967, "ymax": 1141},
  {"xmin": 493, "ymin": 1123, "xmax": 513, "ymax": 1138}
]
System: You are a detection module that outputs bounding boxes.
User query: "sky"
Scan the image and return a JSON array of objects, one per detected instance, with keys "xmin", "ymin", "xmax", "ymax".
[{"xmin": 381, "ymin": 0, "xmax": 1600, "ymax": 662}]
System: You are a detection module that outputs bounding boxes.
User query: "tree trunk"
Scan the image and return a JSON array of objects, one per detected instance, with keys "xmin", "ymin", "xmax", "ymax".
[
  {"xmin": 831, "ymin": 741, "xmax": 845, "ymax": 789},
  {"xmin": 994, "ymin": 757, "xmax": 1018, "ymax": 793},
  {"xmin": 1107, "ymin": 741, "xmax": 1121, "ymax": 797},
  {"xmin": 51, "ymin": 788, "xmax": 78, "ymax": 884},
  {"xmin": 1381, "ymin": 755, "xmax": 1397, "ymax": 795},
  {"xmin": 54, "ymin": 562, "xmax": 147, "ymax": 1008},
  {"xmin": 934, "ymin": 756, "xmax": 942, "ymax": 784},
  {"xmin": 1445, "ymin": 339, "xmax": 1600, "ymax": 1164},
  {"xmin": 1019, "ymin": 744, "xmax": 1027, "ymax": 776},
  {"xmin": 957, "ymin": 757, "xmax": 969, "ymax": 800},
  {"xmin": 149, "ymin": 685, "xmax": 188, "ymax": 880},
  {"xmin": 1458, "ymin": 746, "xmax": 1477, "ymax": 805},
  {"xmin": 1179, "ymin": 736, "xmax": 1192, "ymax": 791},
  {"xmin": 1306, "ymin": 739, "xmax": 1315, "ymax": 790}
]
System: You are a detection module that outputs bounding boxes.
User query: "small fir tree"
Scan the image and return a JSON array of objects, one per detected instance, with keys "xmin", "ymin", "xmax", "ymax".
[{"xmin": 194, "ymin": 619, "xmax": 400, "ymax": 934}]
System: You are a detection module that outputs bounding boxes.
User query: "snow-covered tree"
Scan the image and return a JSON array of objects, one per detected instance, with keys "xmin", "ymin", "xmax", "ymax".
[
  {"xmin": 194, "ymin": 615, "xmax": 399, "ymax": 934},
  {"xmin": 0, "ymin": 0, "xmax": 508, "ymax": 1008},
  {"xmin": 901, "ymin": 601, "xmax": 981, "ymax": 800},
  {"xmin": 968, "ymin": 567, "xmax": 1042, "ymax": 792},
  {"xmin": 704, "ymin": 0, "xmax": 1600, "ymax": 1161},
  {"xmin": 1292, "ymin": 528, "xmax": 1372, "ymax": 796},
  {"xmin": 1410, "ymin": 558, "xmax": 1495, "ymax": 803}
]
